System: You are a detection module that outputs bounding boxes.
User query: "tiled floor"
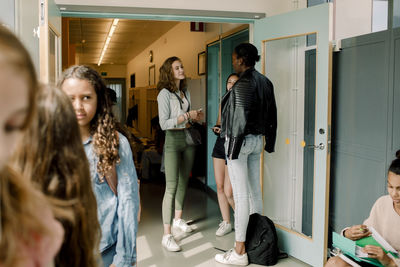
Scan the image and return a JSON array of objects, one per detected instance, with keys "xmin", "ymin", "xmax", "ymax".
[{"xmin": 137, "ymin": 179, "xmax": 310, "ymax": 267}]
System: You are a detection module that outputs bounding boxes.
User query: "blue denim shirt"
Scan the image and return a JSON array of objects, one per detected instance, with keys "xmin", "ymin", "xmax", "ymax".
[{"xmin": 83, "ymin": 133, "xmax": 139, "ymax": 266}]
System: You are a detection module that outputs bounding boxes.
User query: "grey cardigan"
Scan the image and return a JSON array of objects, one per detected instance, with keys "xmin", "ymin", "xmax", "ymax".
[{"xmin": 157, "ymin": 88, "xmax": 191, "ymax": 130}]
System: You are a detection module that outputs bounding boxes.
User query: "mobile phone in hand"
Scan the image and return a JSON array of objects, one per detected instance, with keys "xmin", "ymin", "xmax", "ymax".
[{"xmin": 211, "ymin": 126, "xmax": 221, "ymax": 134}]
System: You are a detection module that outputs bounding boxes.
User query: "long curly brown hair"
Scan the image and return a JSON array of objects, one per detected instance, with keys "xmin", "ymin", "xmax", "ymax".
[
  {"xmin": 156, "ymin": 56, "xmax": 187, "ymax": 92},
  {"xmin": 0, "ymin": 25, "xmax": 52, "ymax": 266},
  {"xmin": 58, "ymin": 65, "xmax": 120, "ymax": 179},
  {"xmin": 12, "ymin": 85, "xmax": 101, "ymax": 267}
]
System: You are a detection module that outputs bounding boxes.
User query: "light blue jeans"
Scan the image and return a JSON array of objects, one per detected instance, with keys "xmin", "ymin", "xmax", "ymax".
[{"xmin": 226, "ymin": 134, "xmax": 263, "ymax": 242}]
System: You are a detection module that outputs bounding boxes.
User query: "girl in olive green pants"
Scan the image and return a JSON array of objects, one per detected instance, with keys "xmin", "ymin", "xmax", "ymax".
[
  {"xmin": 162, "ymin": 130, "xmax": 196, "ymax": 225},
  {"xmin": 157, "ymin": 56, "xmax": 203, "ymax": 251}
]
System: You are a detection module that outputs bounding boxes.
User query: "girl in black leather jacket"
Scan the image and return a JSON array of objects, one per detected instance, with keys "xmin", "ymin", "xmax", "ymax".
[{"xmin": 215, "ymin": 43, "xmax": 277, "ymax": 266}]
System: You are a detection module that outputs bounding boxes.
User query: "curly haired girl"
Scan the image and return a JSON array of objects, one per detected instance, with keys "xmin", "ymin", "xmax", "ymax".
[{"xmin": 59, "ymin": 65, "xmax": 139, "ymax": 267}]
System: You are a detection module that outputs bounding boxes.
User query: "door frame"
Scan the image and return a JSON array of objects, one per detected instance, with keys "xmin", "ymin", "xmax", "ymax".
[{"xmin": 58, "ymin": 5, "xmax": 333, "ymax": 265}]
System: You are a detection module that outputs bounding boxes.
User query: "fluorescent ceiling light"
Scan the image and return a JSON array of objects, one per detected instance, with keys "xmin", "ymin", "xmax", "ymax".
[{"xmin": 98, "ymin": 18, "xmax": 119, "ymax": 66}]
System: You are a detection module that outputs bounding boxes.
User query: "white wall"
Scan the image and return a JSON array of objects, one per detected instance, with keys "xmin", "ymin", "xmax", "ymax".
[
  {"xmin": 372, "ymin": 0, "xmax": 388, "ymax": 32},
  {"xmin": 87, "ymin": 64, "xmax": 126, "ymax": 78},
  {"xmin": 126, "ymin": 22, "xmax": 219, "ymax": 88},
  {"xmin": 334, "ymin": 0, "xmax": 373, "ymax": 41}
]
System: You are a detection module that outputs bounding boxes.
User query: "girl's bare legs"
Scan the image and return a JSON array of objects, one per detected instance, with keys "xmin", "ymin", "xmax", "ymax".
[
  {"xmin": 325, "ymin": 256, "xmax": 352, "ymax": 267},
  {"xmin": 224, "ymin": 164, "xmax": 235, "ymax": 210},
  {"xmin": 174, "ymin": 210, "xmax": 183, "ymax": 220},
  {"xmin": 213, "ymin": 157, "xmax": 231, "ymax": 222},
  {"xmin": 163, "ymin": 224, "xmax": 171, "ymax": 235}
]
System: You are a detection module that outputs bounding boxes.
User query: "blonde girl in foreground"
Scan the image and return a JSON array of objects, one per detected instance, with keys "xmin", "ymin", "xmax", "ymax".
[{"xmin": 0, "ymin": 25, "xmax": 63, "ymax": 266}]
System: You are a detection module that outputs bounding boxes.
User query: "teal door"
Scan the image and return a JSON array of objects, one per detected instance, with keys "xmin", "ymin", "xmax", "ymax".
[
  {"xmin": 254, "ymin": 4, "xmax": 333, "ymax": 266},
  {"xmin": 206, "ymin": 30, "xmax": 249, "ymax": 193},
  {"xmin": 206, "ymin": 42, "xmax": 220, "ymax": 192}
]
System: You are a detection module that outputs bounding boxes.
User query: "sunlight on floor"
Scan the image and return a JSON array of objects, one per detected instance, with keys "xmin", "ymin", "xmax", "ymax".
[
  {"xmin": 179, "ymin": 232, "xmax": 204, "ymax": 246},
  {"xmin": 183, "ymin": 242, "xmax": 214, "ymax": 258},
  {"xmin": 136, "ymin": 235, "xmax": 152, "ymax": 262}
]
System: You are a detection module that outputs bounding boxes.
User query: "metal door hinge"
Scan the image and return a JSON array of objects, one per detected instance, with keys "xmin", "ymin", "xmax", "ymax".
[{"xmin": 40, "ymin": 0, "xmax": 45, "ymax": 26}]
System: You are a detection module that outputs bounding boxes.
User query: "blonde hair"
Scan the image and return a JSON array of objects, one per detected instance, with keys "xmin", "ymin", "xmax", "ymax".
[
  {"xmin": 12, "ymin": 85, "xmax": 101, "ymax": 267},
  {"xmin": 0, "ymin": 25, "xmax": 54, "ymax": 266},
  {"xmin": 0, "ymin": 25, "xmax": 37, "ymax": 130}
]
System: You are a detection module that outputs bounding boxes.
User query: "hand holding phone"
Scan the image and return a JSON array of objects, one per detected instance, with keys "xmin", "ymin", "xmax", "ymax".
[{"xmin": 211, "ymin": 126, "xmax": 221, "ymax": 134}]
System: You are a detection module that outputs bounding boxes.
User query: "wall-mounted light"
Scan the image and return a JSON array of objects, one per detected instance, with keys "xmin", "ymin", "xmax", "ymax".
[{"xmin": 98, "ymin": 18, "xmax": 119, "ymax": 66}]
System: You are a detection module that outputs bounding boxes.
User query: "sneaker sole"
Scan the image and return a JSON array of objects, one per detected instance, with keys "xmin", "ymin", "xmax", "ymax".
[
  {"xmin": 161, "ymin": 243, "xmax": 181, "ymax": 252},
  {"xmin": 215, "ymin": 229, "xmax": 233, "ymax": 237},
  {"xmin": 215, "ymin": 257, "xmax": 248, "ymax": 266}
]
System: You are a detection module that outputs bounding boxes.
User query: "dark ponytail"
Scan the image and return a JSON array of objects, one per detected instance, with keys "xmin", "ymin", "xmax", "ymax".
[
  {"xmin": 234, "ymin": 43, "xmax": 260, "ymax": 67},
  {"xmin": 388, "ymin": 150, "xmax": 400, "ymax": 175}
]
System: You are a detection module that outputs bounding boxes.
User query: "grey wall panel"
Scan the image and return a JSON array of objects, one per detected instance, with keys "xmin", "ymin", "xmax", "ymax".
[
  {"xmin": 392, "ymin": 29, "xmax": 400, "ymax": 155},
  {"xmin": 333, "ymin": 41, "xmax": 388, "ymax": 151},
  {"xmin": 394, "ymin": 0, "xmax": 400, "ymax": 28},
  {"xmin": 330, "ymin": 152, "xmax": 387, "ymax": 231},
  {"xmin": 330, "ymin": 31, "xmax": 390, "ymax": 233}
]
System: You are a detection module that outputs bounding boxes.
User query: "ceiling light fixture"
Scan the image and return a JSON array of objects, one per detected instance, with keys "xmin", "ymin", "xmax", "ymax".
[{"xmin": 98, "ymin": 18, "xmax": 119, "ymax": 66}]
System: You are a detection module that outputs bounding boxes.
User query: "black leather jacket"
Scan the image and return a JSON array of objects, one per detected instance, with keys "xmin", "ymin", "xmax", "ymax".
[{"xmin": 221, "ymin": 67, "xmax": 277, "ymax": 160}]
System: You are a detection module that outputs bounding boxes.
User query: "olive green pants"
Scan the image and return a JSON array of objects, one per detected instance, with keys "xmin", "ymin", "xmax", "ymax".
[{"xmin": 162, "ymin": 130, "xmax": 196, "ymax": 225}]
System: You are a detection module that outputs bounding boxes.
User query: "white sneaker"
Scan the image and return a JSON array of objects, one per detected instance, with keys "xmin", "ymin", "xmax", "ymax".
[
  {"xmin": 216, "ymin": 221, "xmax": 232, "ymax": 236},
  {"xmin": 172, "ymin": 218, "xmax": 193, "ymax": 233},
  {"xmin": 161, "ymin": 234, "xmax": 181, "ymax": 252},
  {"xmin": 215, "ymin": 248, "xmax": 248, "ymax": 266}
]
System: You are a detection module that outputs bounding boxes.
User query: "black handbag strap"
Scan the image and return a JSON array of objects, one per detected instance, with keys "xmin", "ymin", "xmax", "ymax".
[{"xmin": 172, "ymin": 90, "xmax": 190, "ymax": 112}]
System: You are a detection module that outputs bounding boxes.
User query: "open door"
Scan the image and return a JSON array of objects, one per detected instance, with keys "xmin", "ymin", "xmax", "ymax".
[
  {"xmin": 39, "ymin": 0, "xmax": 62, "ymax": 84},
  {"xmin": 254, "ymin": 4, "xmax": 333, "ymax": 266},
  {"xmin": 14, "ymin": 0, "xmax": 61, "ymax": 83},
  {"xmin": 14, "ymin": 0, "xmax": 40, "ymax": 74}
]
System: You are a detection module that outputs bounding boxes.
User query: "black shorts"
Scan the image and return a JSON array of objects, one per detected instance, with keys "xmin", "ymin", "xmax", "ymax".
[
  {"xmin": 344, "ymin": 255, "xmax": 378, "ymax": 267},
  {"xmin": 212, "ymin": 136, "xmax": 226, "ymax": 159}
]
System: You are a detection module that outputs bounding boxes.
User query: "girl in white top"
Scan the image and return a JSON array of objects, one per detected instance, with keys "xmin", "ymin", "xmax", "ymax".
[
  {"xmin": 157, "ymin": 56, "xmax": 203, "ymax": 252},
  {"xmin": 326, "ymin": 150, "xmax": 400, "ymax": 267}
]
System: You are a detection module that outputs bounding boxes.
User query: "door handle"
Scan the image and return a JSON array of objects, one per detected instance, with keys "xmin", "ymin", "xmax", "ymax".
[{"xmin": 306, "ymin": 143, "xmax": 325, "ymax": 150}]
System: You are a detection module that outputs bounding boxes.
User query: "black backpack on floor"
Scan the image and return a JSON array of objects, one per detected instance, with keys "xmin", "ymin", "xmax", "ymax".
[{"xmin": 245, "ymin": 213, "xmax": 279, "ymax": 266}]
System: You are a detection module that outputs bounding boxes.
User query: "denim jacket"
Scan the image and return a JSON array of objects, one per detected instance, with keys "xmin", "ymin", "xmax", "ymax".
[
  {"xmin": 157, "ymin": 88, "xmax": 191, "ymax": 130},
  {"xmin": 83, "ymin": 133, "xmax": 139, "ymax": 267}
]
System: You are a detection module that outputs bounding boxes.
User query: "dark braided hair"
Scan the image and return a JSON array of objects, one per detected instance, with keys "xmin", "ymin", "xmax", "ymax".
[
  {"xmin": 389, "ymin": 150, "xmax": 400, "ymax": 175},
  {"xmin": 234, "ymin": 43, "xmax": 260, "ymax": 67}
]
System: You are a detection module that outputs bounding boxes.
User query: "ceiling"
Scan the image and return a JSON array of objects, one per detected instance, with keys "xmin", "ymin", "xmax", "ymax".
[{"xmin": 68, "ymin": 18, "xmax": 179, "ymax": 65}]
